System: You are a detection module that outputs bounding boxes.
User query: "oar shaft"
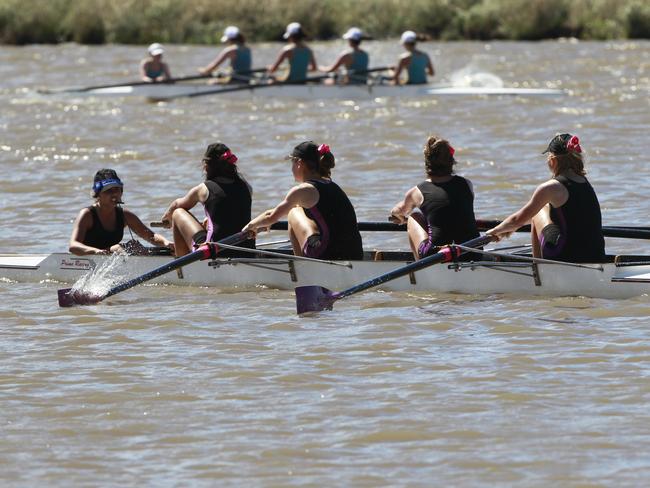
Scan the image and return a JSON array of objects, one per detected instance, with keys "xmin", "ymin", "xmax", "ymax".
[
  {"xmin": 475, "ymin": 219, "xmax": 650, "ymax": 239},
  {"xmin": 103, "ymin": 230, "xmax": 249, "ymax": 299},
  {"xmin": 335, "ymin": 235, "xmax": 494, "ymax": 300}
]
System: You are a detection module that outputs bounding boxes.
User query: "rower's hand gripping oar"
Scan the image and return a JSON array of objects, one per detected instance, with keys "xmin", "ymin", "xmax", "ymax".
[
  {"xmin": 295, "ymin": 234, "xmax": 496, "ymax": 314},
  {"xmin": 57, "ymin": 231, "xmax": 251, "ymax": 307}
]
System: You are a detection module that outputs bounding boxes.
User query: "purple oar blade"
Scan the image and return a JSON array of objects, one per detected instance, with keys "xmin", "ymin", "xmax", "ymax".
[
  {"xmin": 57, "ymin": 287, "xmax": 102, "ymax": 307},
  {"xmin": 295, "ymin": 286, "xmax": 338, "ymax": 314}
]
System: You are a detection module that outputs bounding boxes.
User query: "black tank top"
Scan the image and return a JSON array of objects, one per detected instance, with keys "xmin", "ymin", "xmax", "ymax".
[
  {"xmin": 304, "ymin": 179, "xmax": 363, "ymax": 260},
  {"xmin": 550, "ymin": 175, "xmax": 606, "ymax": 262},
  {"xmin": 84, "ymin": 206, "xmax": 124, "ymax": 250},
  {"xmin": 417, "ymin": 176, "xmax": 479, "ymax": 245},
  {"xmin": 204, "ymin": 178, "xmax": 255, "ymax": 256}
]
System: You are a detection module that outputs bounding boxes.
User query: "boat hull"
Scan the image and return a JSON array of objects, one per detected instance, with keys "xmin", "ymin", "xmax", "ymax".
[
  {"xmin": 72, "ymin": 83, "xmax": 564, "ymax": 100},
  {"xmin": 1, "ymin": 253, "xmax": 649, "ymax": 300}
]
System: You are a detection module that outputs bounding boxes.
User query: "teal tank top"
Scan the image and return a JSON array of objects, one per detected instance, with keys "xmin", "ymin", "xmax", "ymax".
[
  {"xmin": 287, "ymin": 46, "xmax": 311, "ymax": 83},
  {"xmin": 407, "ymin": 52, "xmax": 428, "ymax": 85},
  {"xmin": 348, "ymin": 50, "xmax": 369, "ymax": 84},
  {"xmin": 146, "ymin": 65, "xmax": 164, "ymax": 79},
  {"xmin": 232, "ymin": 46, "xmax": 252, "ymax": 74}
]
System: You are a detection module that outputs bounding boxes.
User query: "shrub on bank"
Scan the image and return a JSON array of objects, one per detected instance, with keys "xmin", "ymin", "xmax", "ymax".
[{"xmin": 0, "ymin": 0, "xmax": 648, "ymax": 45}]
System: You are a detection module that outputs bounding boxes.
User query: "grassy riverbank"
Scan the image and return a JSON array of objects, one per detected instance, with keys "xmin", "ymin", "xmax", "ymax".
[{"xmin": 1, "ymin": 0, "xmax": 649, "ymax": 45}]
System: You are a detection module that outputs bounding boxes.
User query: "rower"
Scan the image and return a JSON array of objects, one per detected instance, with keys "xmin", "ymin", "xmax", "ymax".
[
  {"xmin": 321, "ymin": 27, "xmax": 369, "ymax": 85},
  {"xmin": 390, "ymin": 136, "xmax": 480, "ymax": 261},
  {"xmin": 69, "ymin": 169, "xmax": 173, "ymax": 256},
  {"xmin": 392, "ymin": 31, "xmax": 434, "ymax": 85},
  {"xmin": 487, "ymin": 134, "xmax": 606, "ymax": 263},
  {"xmin": 198, "ymin": 26, "xmax": 253, "ymax": 84},
  {"xmin": 268, "ymin": 22, "xmax": 317, "ymax": 84},
  {"xmin": 140, "ymin": 43, "xmax": 171, "ymax": 82},
  {"xmin": 161, "ymin": 143, "xmax": 255, "ymax": 258},
  {"xmin": 243, "ymin": 141, "xmax": 363, "ymax": 261}
]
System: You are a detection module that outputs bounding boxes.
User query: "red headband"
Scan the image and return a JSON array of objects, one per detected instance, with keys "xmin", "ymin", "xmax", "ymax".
[
  {"xmin": 221, "ymin": 150, "xmax": 238, "ymax": 165},
  {"xmin": 566, "ymin": 135, "xmax": 582, "ymax": 154},
  {"xmin": 318, "ymin": 144, "xmax": 330, "ymax": 155}
]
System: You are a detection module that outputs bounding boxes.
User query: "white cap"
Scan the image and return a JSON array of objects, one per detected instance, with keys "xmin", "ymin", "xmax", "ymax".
[
  {"xmin": 221, "ymin": 25, "xmax": 240, "ymax": 43},
  {"xmin": 400, "ymin": 30, "xmax": 417, "ymax": 44},
  {"xmin": 283, "ymin": 22, "xmax": 302, "ymax": 39},
  {"xmin": 148, "ymin": 43, "xmax": 164, "ymax": 56},
  {"xmin": 342, "ymin": 27, "xmax": 363, "ymax": 41}
]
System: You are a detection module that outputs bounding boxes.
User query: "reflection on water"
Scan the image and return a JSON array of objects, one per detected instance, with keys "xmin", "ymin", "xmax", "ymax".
[{"xmin": 1, "ymin": 40, "xmax": 650, "ymax": 485}]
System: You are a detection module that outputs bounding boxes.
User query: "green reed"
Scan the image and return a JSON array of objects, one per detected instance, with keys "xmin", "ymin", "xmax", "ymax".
[{"xmin": 0, "ymin": 0, "xmax": 648, "ymax": 45}]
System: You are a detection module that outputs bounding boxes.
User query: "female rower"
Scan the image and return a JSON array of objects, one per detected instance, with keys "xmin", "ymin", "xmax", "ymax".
[
  {"xmin": 487, "ymin": 134, "xmax": 606, "ymax": 263},
  {"xmin": 198, "ymin": 26, "xmax": 252, "ymax": 83},
  {"xmin": 393, "ymin": 31, "xmax": 434, "ymax": 85},
  {"xmin": 69, "ymin": 169, "xmax": 173, "ymax": 256},
  {"xmin": 390, "ymin": 136, "xmax": 479, "ymax": 261},
  {"xmin": 243, "ymin": 141, "xmax": 363, "ymax": 260},
  {"xmin": 268, "ymin": 22, "xmax": 317, "ymax": 84},
  {"xmin": 140, "ymin": 43, "xmax": 171, "ymax": 82},
  {"xmin": 321, "ymin": 27, "xmax": 369, "ymax": 84},
  {"xmin": 160, "ymin": 143, "xmax": 255, "ymax": 258}
]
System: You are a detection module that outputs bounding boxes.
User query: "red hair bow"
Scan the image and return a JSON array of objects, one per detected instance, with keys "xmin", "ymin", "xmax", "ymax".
[
  {"xmin": 448, "ymin": 145, "xmax": 455, "ymax": 157},
  {"xmin": 221, "ymin": 150, "xmax": 238, "ymax": 165},
  {"xmin": 566, "ymin": 135, "xmax": 582, "ymax": 153},
  {"xmin": 318, "ymin": 144, "xmax": 330, "ymax": 155}
]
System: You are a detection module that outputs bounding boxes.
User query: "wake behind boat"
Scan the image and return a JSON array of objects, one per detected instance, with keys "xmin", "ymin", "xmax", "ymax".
[{"xmin": 2, "ymin": 245, "xmax": 650, "ymax": 300}]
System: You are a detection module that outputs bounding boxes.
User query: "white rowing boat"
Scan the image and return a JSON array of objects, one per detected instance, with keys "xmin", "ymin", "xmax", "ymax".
[
  {"xmin": 2, "ymin": 249, "xmax": 649, "ymax": 299},
  {"xmin": 44, "ymin": 82, "xmax": 564, "ymax": 100}
]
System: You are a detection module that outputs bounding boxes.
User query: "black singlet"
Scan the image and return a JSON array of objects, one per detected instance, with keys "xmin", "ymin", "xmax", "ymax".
[
  {"xmin": 203, "ymin": 178, "xmax": 255, "ymax": 257},
  {"xmin": 546, "ymin": 175, "xmax": 606, "ymax": 263},
  {"xmin": 83, "ymin": 206, "xmax": 124, "ymax": 250},
  {"xmin": 303, "ymin": 179, "xmax": 363, "ymax": 260},
  {"xmin": 417, "ymin": 176, "xmax": 479, "ymax": 245}
]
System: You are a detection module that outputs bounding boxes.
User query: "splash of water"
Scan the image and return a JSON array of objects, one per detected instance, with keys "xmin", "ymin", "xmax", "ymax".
[
  {"xmin": 70, "ymin": 253, "xmax": 130, "ymax": 297},
  {"xmin": 449, "ymin": 67, "xmax": 504, "ymax": 88}
]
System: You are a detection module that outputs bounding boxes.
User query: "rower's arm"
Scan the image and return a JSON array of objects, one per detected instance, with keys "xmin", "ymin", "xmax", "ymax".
[
  {"xmin": 162, "ymin": 62, "xmax": 172, "ymax": 81},
  {"xmin": 139, "ymin": 60, "xmax": 153, "ymax": 82},
  {"xmin": 321, "ymin": 52, "xmax": 348, "ymax": 73},
  {"xmin": 161, "ymin": 183, "xmax": 207, "ymax": 225},
  {"xmin": 390, "ymin": 186, "xmax": 424, "ymax": 224},
  {"xmin": 308, "ymin": 50, "xmax": 318, "ymax": 71},
  {"xmin": 268, "ymin": 48, "xmax": 290, "ymax": 74},
  {"xmin": 244, "ymin": 185, "xmax": 318, "ymax": 233},
  {"xmin": 200, "ymin": 48, "xmax": 233, "ymax": 74},
  {"xmin": 487, "ymin": 181, "xmax": 562, "ymax": 239},
  {"xmin": 426, "ymin": 54, "xmax": 434, "ymax": 76},
  {"xmin": 124, "ymin": 209, "xmax": 173, "ymax": 249},
  {"xmin": 393, "ymin": 56, "xmax": 408, "ymax": 84}
]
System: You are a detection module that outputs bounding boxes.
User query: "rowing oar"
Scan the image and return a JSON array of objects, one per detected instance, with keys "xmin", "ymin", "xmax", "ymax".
[
  {"xmin": 183, "ymin": 74, "xmax": 334, "ymax": 99},
  {"xmin": 57, "ymin": 231, "xmax": 250, "ymax": 307},
  {"xmin": 294, "ymin": 234, "xmax": 495, "ymax": 314},
  {"xmin": 475, "ymin": 220, "xmax": 650, "ymax": 240},
  {"xmin": 38, "ymin": 74, "xmax": 213, "ymax": 94}
]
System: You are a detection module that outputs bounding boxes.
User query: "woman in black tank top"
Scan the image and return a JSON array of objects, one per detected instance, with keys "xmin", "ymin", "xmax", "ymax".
[
  {"xmin": 487, "ymin": 133, "xmax": 605, "ymax": 263},
  {"xmin": 390, "ymin": 135, "xmax": 479, "ymax": 260},
  {"xmin": 69, "ymin": 169, "xmax": 173, "ymax": 256},
  {"xmin": 161, "ymin": 143, "xmax": 255, "ymax": 257},
  {"xmin": 243, "ymin": 141, "xmax": 363, "ymax": 260}
]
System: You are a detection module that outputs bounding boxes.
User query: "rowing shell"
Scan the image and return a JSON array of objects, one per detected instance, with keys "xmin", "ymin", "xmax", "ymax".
[
  {"xmin": 2, "ymin": 251, "xmax": 649, "ymax": 299},
  {"xmin": 43, "ymin": 83, "xmax": 564, "ymax": 100}
]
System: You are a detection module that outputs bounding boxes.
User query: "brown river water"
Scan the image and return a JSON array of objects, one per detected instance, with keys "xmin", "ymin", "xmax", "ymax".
[{"xmin": 1, "ymin": 40, "xmax": 650, "ymax": 486}]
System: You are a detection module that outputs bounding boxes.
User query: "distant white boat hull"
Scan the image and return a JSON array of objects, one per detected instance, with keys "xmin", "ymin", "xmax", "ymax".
[
  {"xmin": 2, "ymin": 252, "xmax": 649, "ymax": 300},
  {"xmin": 59, "ymin": 83, "xmax": 564, "ymax": 100}
]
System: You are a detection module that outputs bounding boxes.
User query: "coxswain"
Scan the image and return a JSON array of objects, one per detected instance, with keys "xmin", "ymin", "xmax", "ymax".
[{"xmin": 140, "ymin": 43, "xmax": 171, "ymax": 82}]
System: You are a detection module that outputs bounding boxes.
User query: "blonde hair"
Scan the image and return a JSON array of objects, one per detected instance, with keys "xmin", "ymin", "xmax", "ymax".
[{"xmin": 551, "ymin": 152, "xmax": 586, "ymax": 177}]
